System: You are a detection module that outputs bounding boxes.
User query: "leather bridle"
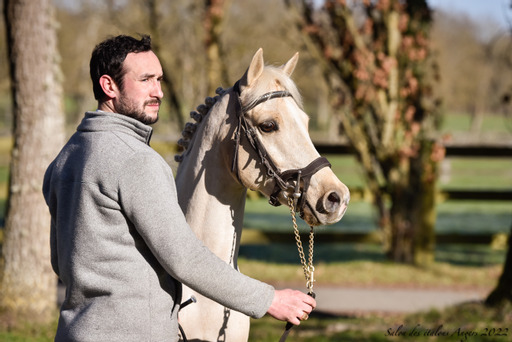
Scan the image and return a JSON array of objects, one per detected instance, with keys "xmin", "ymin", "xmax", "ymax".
[{"xmin": 231, "ymin": 80, "xmax": 331, "ymax": 214}]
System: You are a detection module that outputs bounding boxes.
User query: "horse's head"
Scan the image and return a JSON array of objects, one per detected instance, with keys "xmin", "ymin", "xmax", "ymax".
[{"xmin": 233, "ymin": 48, "xmax": 350, "ymax": 226}]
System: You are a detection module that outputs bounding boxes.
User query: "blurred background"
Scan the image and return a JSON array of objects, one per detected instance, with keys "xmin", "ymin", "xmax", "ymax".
[{"xmin": 0, "ymin": 0, "xmax": 511, "ymax": 341}]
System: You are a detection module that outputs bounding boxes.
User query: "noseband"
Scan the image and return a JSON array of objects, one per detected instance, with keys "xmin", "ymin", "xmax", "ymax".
[{"xmin": 231, "ymin": 81, "xmax": 331, "ymax": 214}]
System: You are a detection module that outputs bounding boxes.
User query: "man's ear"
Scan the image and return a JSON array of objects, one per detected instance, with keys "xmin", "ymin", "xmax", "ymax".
[{"xmin": 99, "ymin": 75, "xmax": 119, "ymax": 99}]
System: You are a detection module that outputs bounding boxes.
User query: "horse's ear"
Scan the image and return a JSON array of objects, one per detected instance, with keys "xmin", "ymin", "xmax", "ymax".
[
  {"xmin": 245, "ymin": 48, "xmax": 265, "ymax": 87},
  {"xmin": 282, "ymin": 52, "xmax": 299, "ymax": 76}
]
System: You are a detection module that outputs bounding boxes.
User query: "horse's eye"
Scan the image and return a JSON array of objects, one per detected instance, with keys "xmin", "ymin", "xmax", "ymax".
[{"xmin": 259, "ymin": 121, "xmax": 278, "ymax": 133}]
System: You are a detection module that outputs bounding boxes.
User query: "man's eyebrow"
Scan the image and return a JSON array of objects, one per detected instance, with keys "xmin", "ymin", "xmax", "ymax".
[{"xmin": 140, "ymin": 73, "xmax": 163, "ymax": 79}]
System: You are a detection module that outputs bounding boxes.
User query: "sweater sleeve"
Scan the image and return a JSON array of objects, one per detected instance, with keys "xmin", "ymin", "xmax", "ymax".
[{"xmin": 118, "ymin": 151, "xmax": 274, "ymax": 318}]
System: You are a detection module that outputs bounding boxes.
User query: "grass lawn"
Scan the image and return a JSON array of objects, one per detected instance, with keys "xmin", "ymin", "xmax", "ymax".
[
  {"xmin": 243, "ymin": 197, "xmax": 512, "ymax": 237},
  {"xmin": 238, "ymin": 257, "xmax": 503, "ymax": 289},
  {"xmin": 3, "ymin": 301, "xmax": 511, "ymax": 342},
  {"xmin": 0, "ymin": 316, "xmax": 58, "ymax": 342},
  {"xmin": 249, "ymin": 301, "xmax": 512, "ymax": 341},
  {"xmin": 1, "ymin": 257, "xmax": 508, "ymax": 342}
]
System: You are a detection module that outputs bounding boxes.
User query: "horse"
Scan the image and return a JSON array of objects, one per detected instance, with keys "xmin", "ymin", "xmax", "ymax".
[{"xmin": 174, "ymin": 48, "xmax": 350, "ymax": 342}]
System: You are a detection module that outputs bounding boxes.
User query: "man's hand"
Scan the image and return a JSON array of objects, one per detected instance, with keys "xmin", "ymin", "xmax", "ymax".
[{"xmin": 266, "ymin": 289, "xmax": 316, "ymax": 325}]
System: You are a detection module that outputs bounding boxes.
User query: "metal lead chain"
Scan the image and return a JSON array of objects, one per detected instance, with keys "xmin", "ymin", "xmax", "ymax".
[{"xmin": 287, "ymin": 197, "xmax": 315, "ymax": 294}]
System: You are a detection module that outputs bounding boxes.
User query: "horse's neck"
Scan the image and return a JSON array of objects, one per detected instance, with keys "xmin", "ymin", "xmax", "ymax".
[{"xmin": 175, "ymin": 94, "xmax": 246, "ymax": 265}]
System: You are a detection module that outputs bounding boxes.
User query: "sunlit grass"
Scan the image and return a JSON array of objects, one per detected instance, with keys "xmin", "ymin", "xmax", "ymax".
[
  {"xmin": 249, "ymin": 301, "xmax": 512, "ymax": 341},
  {"xmin": 440, "ymin": 112, "xmax": 512, "ymax": 134},
  {"xmin": 0, "ymin": 259, "xmax": 506, "ymax": 342},
  {"xmin": 0, "ymin": 311, "xmax": 58, "ymax": 342},
  {"xmin": 238, "ymin": 258, "xmax": 502, "ymax": 290},
  {"xmin": 243, "ymin": 197, "xmax": 512, "ymax": 236},
  {"xmin": 439, "ymin": 157, "xmax": 512, "ymax": 189}
]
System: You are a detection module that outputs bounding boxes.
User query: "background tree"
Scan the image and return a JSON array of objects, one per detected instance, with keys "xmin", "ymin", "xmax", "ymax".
[
  {"xmin": 431, "ymin": 12, "xmax": 512, "ymax": 136},
  {"xmin": 485, "ymin": 8, "xmax": 512, "ymax": 306},
  {"xmin": 144, "ymin": 0, "xmax": 185, "ymax": 129},
  {"xmin": 0, "ymin": 0, "xmax": 65, "ymax": 323},
  {"xmin": 203, "ymin": 0, "xmax": 231, "ymax": 94},
  {"xmin": 285, "ymin": 0, "xmax": 443, "ymax": 264},
  {"xmin": 105, "ymin": 0, "xmax": 185, "ymax": 130},
  {"xmin": 486, "ymin": 223, "xmax": 512, "ymax": 307}
]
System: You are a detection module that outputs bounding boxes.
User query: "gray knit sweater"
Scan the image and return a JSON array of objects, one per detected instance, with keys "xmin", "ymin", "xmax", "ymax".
[{"xmin": 43, "ymin": 111, "xmax": 274, "ymax": 341}]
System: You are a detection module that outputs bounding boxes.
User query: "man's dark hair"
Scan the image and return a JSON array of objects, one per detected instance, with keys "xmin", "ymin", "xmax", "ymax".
[{"xmin": 90, "ymin": 35, "xmax": 152, "ymax": 101}]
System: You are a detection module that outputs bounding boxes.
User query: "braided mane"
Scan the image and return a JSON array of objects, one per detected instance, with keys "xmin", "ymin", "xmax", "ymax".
[
  {"xmin": 174, "ymin": 87, "xmax": 227, "ymax": 163},
  {"xmin": 174, "ymin": 65, "xmax": 302, "ymax": 163}
]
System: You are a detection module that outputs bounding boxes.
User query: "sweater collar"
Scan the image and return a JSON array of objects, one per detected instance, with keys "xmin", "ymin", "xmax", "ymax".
[{"xmin": 78, "ymin": 111, "xmax": 153, "ymax": 144}]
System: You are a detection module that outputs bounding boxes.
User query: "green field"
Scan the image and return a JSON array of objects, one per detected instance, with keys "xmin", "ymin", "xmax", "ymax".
[
  {"xmin": 247, "ymin": 301, "xmax": 512, "ymax": 342},
  {"xmin": 2, "ymin": 300, "xmax": 510, "ymax": 342},
  {"xmin": 243, "ymin": 197, "xmax": 512, "ymax": 237},
  {"xmin": 321, "ymin": 154, "xmax": 512, "ymax": 190},
  {"xmin": 440, "ymin": 112, "xmax": 512, "ymax": 134}
]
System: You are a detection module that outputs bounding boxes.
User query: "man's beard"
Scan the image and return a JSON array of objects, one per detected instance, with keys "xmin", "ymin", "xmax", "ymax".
[{"xmin": 117, "ymin": 95, "xmax": 160, "ymax": 125}]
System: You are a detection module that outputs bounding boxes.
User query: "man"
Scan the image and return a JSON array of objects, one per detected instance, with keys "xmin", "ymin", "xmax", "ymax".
[{"xmin": 43, "ymin": 34, "xmax": 315, "ymax": 341}]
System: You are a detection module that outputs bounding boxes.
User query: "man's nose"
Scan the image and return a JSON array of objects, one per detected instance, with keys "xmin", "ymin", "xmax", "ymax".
[{"xmin": 152, "ymin": 81, "xmax": 163, "ymax": 99}]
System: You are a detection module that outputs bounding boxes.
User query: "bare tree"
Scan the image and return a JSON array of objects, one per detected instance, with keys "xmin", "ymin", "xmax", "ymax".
[
  {"xmin": 105, "ymin": 0, "xmax": 185, "ymax": 129},
  {"xmin": 486, "ymin": 224, "xmax": 512, "ymax": 307},
  {"xmin": 1, "ymin": 0, "xmax": 65, "ymax": 323},
  {"xmin": 144, "ymin": 0, "xmax": 185, "ymax": 129},
  {"xmin": 485, "ymin": 16, "xmax": 512, "ymax": 306},
  {"xmin": 286, "ymin": 0, "xmax": 443, "ymax": 264},
  {"xmin": 203, "ymin": 0, "xmax": 232, "ymax": 94}
]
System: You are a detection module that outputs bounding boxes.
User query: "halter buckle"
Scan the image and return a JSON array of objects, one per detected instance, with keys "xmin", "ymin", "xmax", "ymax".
[{"xmin": 292, "ymin": 171, "xmax": 302, "ymax": 201}]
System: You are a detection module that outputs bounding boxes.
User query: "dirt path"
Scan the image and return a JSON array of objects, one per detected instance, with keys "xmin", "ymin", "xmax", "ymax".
[
  {"xmin": 312, "ymin": 286, "xmax": 485, "ymax": 315},
  {"xmin": 58, "ymin": 283, "xmax": 486, "ymax": 315}
]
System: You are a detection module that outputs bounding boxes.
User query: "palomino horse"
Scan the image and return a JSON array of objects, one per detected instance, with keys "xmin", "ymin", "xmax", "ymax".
[{"xmin": 175, "ymin": 48, "xmax": 350, "ymax": 342}]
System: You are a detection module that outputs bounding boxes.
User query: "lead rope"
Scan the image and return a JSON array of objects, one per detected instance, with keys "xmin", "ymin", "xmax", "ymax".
[
  {"xmin": 279, "ymin": 196, "xmax": 316, "ymax": 342},
  {"xmin": 288, "ymin": 197, "xmax": 315, "ymax": 294}
]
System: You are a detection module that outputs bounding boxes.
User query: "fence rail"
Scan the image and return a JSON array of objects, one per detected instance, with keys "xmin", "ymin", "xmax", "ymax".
[
  {"xmin": 315, "ymin": 143, "xmax": 512, "ymax": 201},
  {"xmin": 315, "ymin": 143, "xmax": 512, "ymax": 157}
]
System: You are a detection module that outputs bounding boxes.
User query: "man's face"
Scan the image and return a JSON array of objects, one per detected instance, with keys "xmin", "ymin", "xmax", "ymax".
[{"xmin": 115, "ymin": 51, "xmax": 164, "ymax": 125}]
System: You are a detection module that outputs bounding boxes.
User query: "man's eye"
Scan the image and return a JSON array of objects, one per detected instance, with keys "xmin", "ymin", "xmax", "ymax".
[{"xmin": 259, "ymin": 121, "xmax": 278, "ymax": 133}]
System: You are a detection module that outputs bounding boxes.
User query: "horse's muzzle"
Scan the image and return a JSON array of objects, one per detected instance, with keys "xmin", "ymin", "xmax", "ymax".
[
  {"xmin": 302, "ymin": 185, "xmax": 350, "ymax": 226},
  {"xmin": 320, "ymin": 190, "xmax": 350, "ymax": 221}
]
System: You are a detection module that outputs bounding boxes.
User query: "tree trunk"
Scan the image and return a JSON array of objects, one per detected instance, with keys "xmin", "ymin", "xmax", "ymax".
[
  {"xmin": 387, "ymin": 144, "xmax": 437, "ymax": 265},
  {"xmin": 1, "ymin": 0, "xmax": 65, "ymax": 323},
  {"xmin": 388, "ymin": 187, "xmax": 416, "ymax": 264},
  {"xmin": 145, "ymin": 0, "xmax": 185, "ymax": 129},
  {"xmin": 204, "ymin": 0, "xmax": 231, "ymax": 94},
  {"xmin": 414, "ymin": 141, "xmax": 438, "ymax": 266},
  {"xmin": 485, "ymin": 225, "xmax": 512, "ymax": 307}
]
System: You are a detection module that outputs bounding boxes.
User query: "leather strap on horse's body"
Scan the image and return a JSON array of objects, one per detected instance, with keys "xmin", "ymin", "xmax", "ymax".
[{"xmin": 268, "ymin": 156, "xmax": 331, "ymax": 209}]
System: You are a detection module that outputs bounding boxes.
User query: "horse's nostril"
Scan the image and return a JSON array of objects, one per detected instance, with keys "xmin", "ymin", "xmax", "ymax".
[
  {"xmin": 328, "ymin": 191, "xmax": 341, "ymax": 203},
  {"xmin": 325, "ymin": 191, "xmax": 341, "ymax": 212}
]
